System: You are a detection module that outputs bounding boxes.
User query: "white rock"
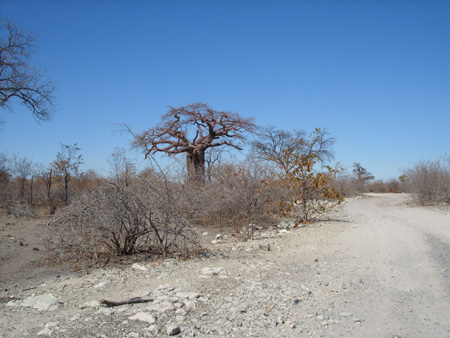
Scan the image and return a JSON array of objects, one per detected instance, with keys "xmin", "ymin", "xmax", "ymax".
[
  {"xmin": 147, "ymin": 325, "xmax": 157, "ymax": 332},
  {"xmin": 94, "ymin": 279, "xmax": 111, "ymax": 288},
  {"xmin": 132, "ymin": 263, "xmax": 148, "ymax": 271},
  {"xmin": 21, "ymin": 294, "xmax": 60, "ymax": 311},
  {"xmin": 95, "ymin": 308, "xmax": 114, "ymax": 316},
  {"xmin": 176, "ymin": 291, "xmax": 202, "ymax": 299},
  {"xmin": 129, "ymin": 312, "xmax": 157, "ymax": 324},
  {"xmin": 147, "ymin": 301, "xmax": 174, "ymax": 313},
  {"xmin": 202, "ymin": 232, "xmax": 208, "ymax": 236},
  {"xmin": 36, "ymin": 327, "xmax": 52, "ymax": 336},
  {"xmin": 79, "ymin": 300, "xmax": 100, "ymax": 309},
  {"xmin": 45, "ymin": 322, "xmax": 57, "ymax": 327},
  {"xmin": 200, "ymin": 267, "xmax": 224, "ymax": 276},
  {"xmin": 6, "ymin": 300, "xmax": 20, "ymax": 307}
]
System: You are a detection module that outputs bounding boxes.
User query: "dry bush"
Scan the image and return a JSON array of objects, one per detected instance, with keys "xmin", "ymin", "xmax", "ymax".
[
  {"xmin": 403, "ymin": 157, "xmax": 450, "ymax": 205},
  {"xmin": 47, "ymin": 176, "xmax": 200, "ymax": 266},
  {"xmin": 333, "ymin": 170, "xmax": 359, "ymax": 197},
  {"xmin": 9, "ymin": 203, "xmax": 37, "ymax": 218},
  {"xmin": 366, "ymin": 180, "xmax": 389, "ymax": 193},
  {"xmin": 182, "ymin": 160, "xmax": 279, "ymax": 236},
  {"xmin": 364, "ymin": 178, "xmax": 403, "ymax": 193},
  {"xmin": 274, "ymin": 152, "xmax": 342, "ymax": 223}
]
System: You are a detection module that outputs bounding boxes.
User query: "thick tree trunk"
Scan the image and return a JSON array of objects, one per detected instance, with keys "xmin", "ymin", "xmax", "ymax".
[{"xmin": 186, "ymin": 150, "xmax": 206, "ymax": 185}]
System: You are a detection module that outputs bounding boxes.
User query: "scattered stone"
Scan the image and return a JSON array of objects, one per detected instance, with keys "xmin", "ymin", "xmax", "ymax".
[
  {"xmin": 21, "ymin": 294, "xmax": 60, "ymax": 311},
  {"xmin": 80, "ymin": 300, "xmax": 100, "ymax": 309},
  {"xmin": 95, "ymin": 308, "xmax": 114, "ymax": 316},
  {"xmin": 200, "ymin": 267, "xmax": 225, "ymax": 276},
  {"xmin": 6, "ymin": 299, "xmax": 20, "ymax": 307},
  {"xmin": 94, "ymin": 279, "xmax": 111, "ymax": 288},
  {"xmin": 36, "ymin": 327, "xmax": 52, "ymax": 336},
  {"xmin": 166, "ymin": 325, "xmax": 181, "ymax": 336},
  {"xmin": 132, "ymin": 263, "xmax": 148, "ymax": 271},
  {"xmin": 271, "ymin": 318, "xmax": 278, "ymax": 328},
  {"xmin": 176, "ymin": 292, "xmax": 202, "ymax": 300},
  {"xmin": 129, "ymin": 312, "xmax": 157, "ymax": 324}
]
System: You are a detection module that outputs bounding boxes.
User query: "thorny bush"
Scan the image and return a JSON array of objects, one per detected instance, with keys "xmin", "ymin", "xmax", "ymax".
[
  {"xmin": 47, "ymin": 177, "xmax": 200, "ymax": 266},
  {"xmin": 403, "ymin": 157, "xmax": 450, "ymax": 206}
]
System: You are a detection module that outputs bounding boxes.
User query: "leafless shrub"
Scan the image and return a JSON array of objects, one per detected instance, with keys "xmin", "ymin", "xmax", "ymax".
[
  {"xmin": 182, "ymin": 159, "xmax": 278, "ymax": 237},
  {"xmin": 333, "ymin": 169, "xmax": 359, "ymax": 197},
  {"xmin": 403, "ymin": 157, "xmax": 450, "ymax": 205},
  {"xmin": 366, "ymin": 180, "xmax": 389, "ymax": 193},
  {"xmin": 9, "ymin": 203, "xmax": 37, "ymax": 218},
  {"xmin": 47, "ymin": 175, "xmax": 200, "ymax": 266}
]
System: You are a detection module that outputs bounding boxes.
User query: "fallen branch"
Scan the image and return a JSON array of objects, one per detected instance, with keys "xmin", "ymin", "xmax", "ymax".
[{"xmin": 99, "ymin": 297, "xmax": 154, "ymax": 307}]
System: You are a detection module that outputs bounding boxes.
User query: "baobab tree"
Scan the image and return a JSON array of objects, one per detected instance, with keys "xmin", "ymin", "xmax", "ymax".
[
  {"xmin": 352, "ymin": 162, "xmax": 374, "ymax": 181},
  {"xmin": 132, "ymin": 103, "xmax": 256, "ymax": 184}
]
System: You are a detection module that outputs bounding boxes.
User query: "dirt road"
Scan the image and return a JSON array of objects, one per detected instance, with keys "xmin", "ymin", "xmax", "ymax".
[
  {"xmin": 1, "ymin": 193, "xmax": 450, "ymax": 337},
  {"xmin": 324, "ymin": 193, "xmax": 450, "ymax": 337}
]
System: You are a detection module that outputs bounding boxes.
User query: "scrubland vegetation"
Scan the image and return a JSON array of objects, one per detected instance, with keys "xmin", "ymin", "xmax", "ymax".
[
  {"xmin": 2, "ymin": 18, "xmax": 449, "ymax": 267},
  {"xmin": 1, "ymin": 104, "xmax": 449, "ymax": 267}
]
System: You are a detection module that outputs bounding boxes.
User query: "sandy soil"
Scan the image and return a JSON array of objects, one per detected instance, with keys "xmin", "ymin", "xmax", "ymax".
[{"xmin": 1, "ymin": 193, "xmax": 450, "ymax": 337}]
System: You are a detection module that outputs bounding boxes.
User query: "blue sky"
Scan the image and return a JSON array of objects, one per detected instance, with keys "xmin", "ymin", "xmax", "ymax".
[{"xmin": 1, "ymin": 0, "xmax": 449, "ymax": 179}]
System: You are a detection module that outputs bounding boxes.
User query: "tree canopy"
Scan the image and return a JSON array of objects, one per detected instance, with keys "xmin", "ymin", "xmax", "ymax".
[{"xmin": 132, "ymin": 102, "xmax": 256, "ymax": 184}]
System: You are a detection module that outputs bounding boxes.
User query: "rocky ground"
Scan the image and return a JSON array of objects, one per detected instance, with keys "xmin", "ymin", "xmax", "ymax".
[{"xmin": 1, "ymin": 194, "xmax": 450, "ymax": 338}]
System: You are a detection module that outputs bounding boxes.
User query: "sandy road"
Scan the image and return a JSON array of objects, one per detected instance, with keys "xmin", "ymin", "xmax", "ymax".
[{"xmin": 320, "ymin": 194, "xmax": 450, "ymax": 337}]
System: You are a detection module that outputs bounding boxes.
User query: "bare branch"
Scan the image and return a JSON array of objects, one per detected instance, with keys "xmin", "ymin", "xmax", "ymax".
[
  {"xmin": 131, "ymin": 103, "xmax": 256, "ymax": 184},
  {"xmin": 0, "ymin": 17, "xmax": 56, "ymax": 123}
]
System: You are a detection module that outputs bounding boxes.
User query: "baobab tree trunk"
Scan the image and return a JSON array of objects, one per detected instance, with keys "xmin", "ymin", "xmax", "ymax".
[{"xmin": 186, "ymin": 150, "xmax": 206, "ymax": 185}]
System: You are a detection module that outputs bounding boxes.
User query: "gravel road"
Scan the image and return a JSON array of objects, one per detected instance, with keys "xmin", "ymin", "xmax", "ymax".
[{"xmin": 1, "ymin": 193, "xmax": 449, "ymax": 337}]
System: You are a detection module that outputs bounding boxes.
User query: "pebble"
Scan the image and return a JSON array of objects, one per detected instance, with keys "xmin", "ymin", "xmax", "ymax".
[
  {"xmin": 166, "ymin": 325, "xmax": 181, "ymax": 336},
  {"xmin": 132, "ymin": 263, "xmax": 148, "ymax": 271},
  {"xmin": 2, "ymin": 210, "xmax": 371, "ymax": 338}
]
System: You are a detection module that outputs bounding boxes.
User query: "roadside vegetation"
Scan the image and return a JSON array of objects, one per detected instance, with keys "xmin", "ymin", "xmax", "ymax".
[
  {"xmin": 1, "ymin": 104, "xmax": 449, "ymax": 267},
  {"xmin": 2, "ymin": 17, "xmax": 449, "ymax": 268}
]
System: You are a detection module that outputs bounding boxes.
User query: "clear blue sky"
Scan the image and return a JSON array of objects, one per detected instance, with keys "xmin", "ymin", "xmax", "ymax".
[{"xmin": 1, "ymin": 0, "xmax": 449, "ymax": 180}]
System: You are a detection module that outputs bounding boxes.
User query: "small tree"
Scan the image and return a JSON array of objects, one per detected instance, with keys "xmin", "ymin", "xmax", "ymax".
[
  {"xmin": 0, "ymin": 153, "xmax": 11, "ymax": 208},
  {"xmin": 352, "ymin": 162, "xmax": 374, "ymax": 192},
  {"xmin": 0, "ymin": 17, "xmax": 56, "ymax": 123},
  {"xmin": 251, "ymin": 126, "xmax": 335, "ymax": 174},
  {"xmin": 108, "ymin": 147, "xmax": 136, "ymax": 186},
  {"xmin": 53, "ymin": 144, "xmax": 83, "ymax": 205},
  {"xmin": 275, "ymin": 132, "xmax": 342, "ymax": 222},
  {"xmin": 132, "ymin": 103, "xmax": 256, "ymax": 184},
  {"xmin": 11, "ymin": 154, "xmax": 33, "ymax": 201},
  {"xmin": 37, "ymin": 164, "xmax": 56, "ymax": 214}
]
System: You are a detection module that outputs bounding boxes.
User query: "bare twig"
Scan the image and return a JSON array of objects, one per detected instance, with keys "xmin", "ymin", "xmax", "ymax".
[{"xmin": 99, "ymin": 297, "xmax": 154, "ymax": 307}]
